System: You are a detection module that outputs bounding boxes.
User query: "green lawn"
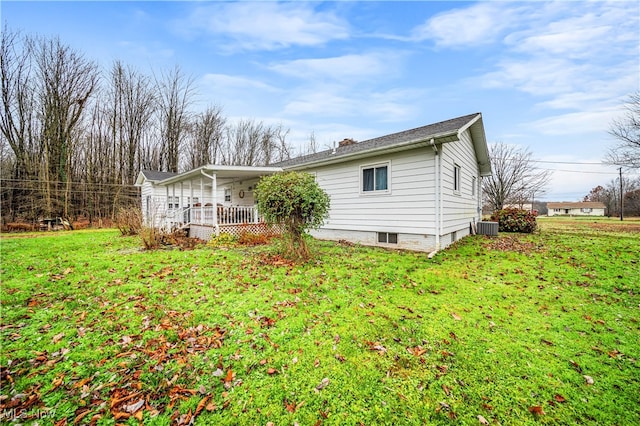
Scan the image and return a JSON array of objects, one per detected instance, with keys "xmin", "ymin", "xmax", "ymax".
[{"xmin": 1, "ymin": 218, "xmax": 638, "ymax": 425}]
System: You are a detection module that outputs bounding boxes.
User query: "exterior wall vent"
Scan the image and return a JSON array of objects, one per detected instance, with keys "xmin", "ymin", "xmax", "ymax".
[{"xmin": 477, "ymin": 221, "xmax": 498, "ymax": 236}]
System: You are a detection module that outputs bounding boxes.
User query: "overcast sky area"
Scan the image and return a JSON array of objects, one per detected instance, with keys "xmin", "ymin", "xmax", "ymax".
[{"xmin": 3, "ymin": 0, "xmax": 639, "ymax": 201}]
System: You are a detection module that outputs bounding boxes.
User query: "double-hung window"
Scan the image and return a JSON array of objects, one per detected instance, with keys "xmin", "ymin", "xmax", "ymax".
[
  {"xmin": 168, "ymin": 196, "xmax": 180, "ymax": 209},
  {"xmin": 362, "ymin": 163, "xmax": 389, "ymax": 193}
]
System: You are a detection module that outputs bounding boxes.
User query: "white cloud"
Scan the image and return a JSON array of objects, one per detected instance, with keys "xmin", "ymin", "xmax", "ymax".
[
  {"xmin": 118, "ymin": 41, "xmax": 174, "ymax": 60},
  {"xmin": 183, "ymin": 2, "xmax": 349, "ymax": 51},
  {"xmin": 200, "ymin": 73, "xmax": 278, "ymax": 93},
  {"xmin": 268, "ymin": 51, "xmax": 402, "ymax": 81},
  {"xmin": 412, "ymin": 2, "xmax": 522, "ymax": 47},
  {"xmin": 464, "ymin": 0, "xmax": 639, "ymax": 131},
  {"xmin": 281, "ymin": 86, "xmax": 423, "ymax": 123},
  {"xmin": 480, "ymin": 57, "xmax": 589, "ymax": 97},
  {"xmin": 525, "ymin": 108, "xmax": 618, "ymax": 136}
]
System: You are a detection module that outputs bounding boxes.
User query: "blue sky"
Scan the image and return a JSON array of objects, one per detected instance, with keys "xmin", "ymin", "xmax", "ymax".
[{"xmin": 3, "ymin": 1, "xmax": 639, "ymax": 200}]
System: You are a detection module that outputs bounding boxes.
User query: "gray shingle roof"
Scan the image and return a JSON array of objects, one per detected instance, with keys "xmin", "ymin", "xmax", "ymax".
[
  {"xmin": 271, "ymin": 113, "xmax": 481, "ymax": 168},
  {"xmin": 140, "ymin": 170, "xmax": 179, "ymax": 181}
]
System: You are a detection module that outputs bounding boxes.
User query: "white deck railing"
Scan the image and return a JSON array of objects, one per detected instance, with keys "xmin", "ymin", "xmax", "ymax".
[{"xmin": 163, "ymin": 205, "xmax": 261, "ymax": 229}]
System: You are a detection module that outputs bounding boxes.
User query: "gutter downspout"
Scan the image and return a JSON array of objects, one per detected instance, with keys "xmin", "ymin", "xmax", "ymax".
[
  {"xmin": 429, "ymin": 138, "xmax": 440, "ymax": 259},
  {"xmin": 201, "ymin": 170, "xmax": 219, "ymax": 236}
]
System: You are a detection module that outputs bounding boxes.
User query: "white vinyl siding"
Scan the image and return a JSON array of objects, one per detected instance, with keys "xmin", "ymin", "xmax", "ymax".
[
  {"xmin": 309, "ymin": 148, "xmax": 436, "ymax": 235},
  {"xmin": 440, "ymin": 128, "xmax": 482, "ymax": 235}
]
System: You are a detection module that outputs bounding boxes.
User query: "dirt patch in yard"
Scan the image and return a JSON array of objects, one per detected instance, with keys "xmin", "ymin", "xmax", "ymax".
[
  {"xmin": 587, "ymin": 222, "xmax": 640, "ymax": 233},
  {"xmin": 483, "ymin": 235, "xmax": 545, "ymax": 253}
]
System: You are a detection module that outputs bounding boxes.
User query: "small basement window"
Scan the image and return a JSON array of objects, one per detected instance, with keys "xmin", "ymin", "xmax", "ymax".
[{"xmin": 378, "ymin": 232, "xmax": 398, "ymax": 244}]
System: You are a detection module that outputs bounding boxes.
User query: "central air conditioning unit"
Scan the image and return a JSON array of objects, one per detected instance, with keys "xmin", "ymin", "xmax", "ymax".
[{"xmin": 477, "ymin": 221, "xmax": 498, "ymax": 236}]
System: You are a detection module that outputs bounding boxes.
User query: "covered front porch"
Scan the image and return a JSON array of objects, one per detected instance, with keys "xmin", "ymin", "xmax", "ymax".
[{"xmin": 156, "ymin": 164, "xmax": 282, "ymax": 238}]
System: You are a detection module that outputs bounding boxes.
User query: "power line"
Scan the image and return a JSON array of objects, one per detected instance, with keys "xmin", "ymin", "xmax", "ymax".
[
  {"xmin": 535, "ymin": 168, "xmax": 619, "ymax": 175},
  {"xmin": 0, "ymin": 178, "xmax": 139, "ymax": 188},
  {"xmin": 489, "ymin": 157, "xmax": 606, "ymax": 165}
]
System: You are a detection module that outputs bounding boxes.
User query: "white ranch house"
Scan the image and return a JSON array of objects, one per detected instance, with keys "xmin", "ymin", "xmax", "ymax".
[
  {"xmin": 135, "ymin": 113, "xmax": 492, "ymax": 253},
  {"xmin": 547, "ymin": 202, "xmax": 606, "ymax": 217}
]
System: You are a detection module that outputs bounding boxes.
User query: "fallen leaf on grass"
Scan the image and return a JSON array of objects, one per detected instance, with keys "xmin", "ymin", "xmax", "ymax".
[
  {"xmin": 608, "ymin": 349, "xmax": 623, "ymax": 358},
  {"xmin": 478, "ymin": 414, "xmax": 489, "ymax": 424},
  {"xmin": 554, "ymin": 394, "xmax": 567, "ymax": 403},
  {"xmin": 407, "ymin": 346, "xmax": 427, "ymax": 357},
  {"xmin": 73, "ymin": 409, "xmax": 91, "ymax": 424},
  {"xmin": 569, "ymin": 360, "xmax": 582, "ymax": 373},
  {"xmin": 123, "ymin": 399, "xmax": 144, "ymax": 413},
  {"xmin": 195, "ymin": 395, "xmax": 211, "ymax": 417},
  {"xmin": 451, "ymin": 313, "xmax": 462, "ymax": 321},
  {"xmin": 267, "ymin": 368, "xmax": 278, "ymax": 375},
  {"xmin": 52, "ymin": 332, "xmax": 65, "ymax": 343},
  {"xmin": 315, "ymin": 378, "xmax": 330, "ymax": 391},
  {"xmin": 528, "ymin": 405, "xmax": 545, "ymax": 416},
  {"xmin": 366, "ymin": 341, "xmax": 387, "ymax": 354},
  {"xmin": 284, "ymin": 398, "xmax": 305, "ymax": 413},
  {"xmin": 442, "ymin": 384, "xmax": 451, "ymax": 396},
  {"xmin": 436, "ymin": 401, "xmax": 450, "ymax": 412},
  {"xmin": 584, "ymin": 375, "xmax": 594, "ymax": 385},
  {"xmin": 50, "ymin": 374, "xmax": 64, "ymax": 391}
]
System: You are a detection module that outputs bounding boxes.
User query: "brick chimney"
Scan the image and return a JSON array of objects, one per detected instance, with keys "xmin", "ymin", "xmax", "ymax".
[{"xmin": 338, "ymin": 138, "xmax": 357, "ymax": 147}]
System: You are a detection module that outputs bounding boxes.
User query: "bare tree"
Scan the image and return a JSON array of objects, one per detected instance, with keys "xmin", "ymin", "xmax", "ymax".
[
  {"xmin": 35, "ymin": 35, "xmax": 99, "ymax": 217},
  {"xmin": 155, "ymin": 66, "xmax": 194, "ymax": 172},
  {"xmin": 185, "ymin": 105, "xmax": 225, "ymax": 169},
  {"xmin": 0, "ymin": 29, "xmax": 40, "ymax": 221},
  {"xmin": 106, "ymin": 61, "xmax": 157, "ymax": 185},
  {"xmin": 300, "ymin": 130, "xmax": 319, "ymax": 156},
  {"xmin": 607, "ymin": 92, "xmax": 640, "ymax": 169},
  {"xmin": 483, "ymin": 142, "xmax": 551, "ymax": 211},
  {"xmin": 271, "ymin": 123, "xmax": 292, "ymax": 163}
]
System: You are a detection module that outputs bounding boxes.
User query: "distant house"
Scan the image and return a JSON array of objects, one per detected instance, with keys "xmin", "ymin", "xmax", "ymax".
[
  {"xmin": 546, "ymin": 202, "xmax": 606, "ymax": 216},
  {"xmin": 135, "ymin": 113, "xmax": 492, "ymax": 253}
]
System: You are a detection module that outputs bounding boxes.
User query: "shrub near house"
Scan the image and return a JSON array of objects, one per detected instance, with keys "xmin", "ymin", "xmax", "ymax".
[{"xmin": 490, "ymin": 208, "xmax": 537, "ymax": 233}]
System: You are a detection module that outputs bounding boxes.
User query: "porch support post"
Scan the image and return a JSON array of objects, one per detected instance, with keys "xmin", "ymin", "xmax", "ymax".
[
  {"xmin": 165, "ymin": 185, "xmax": 169, "ymax": 230},
  {"xmin": 200, "ymin": 177, "xmax": 204, "ymax": 225},
  {"xmin": 190, "ymin": 181, "xmax": 194, "ymax": 223},
  {"xmin": 180, "ymin": 182, "xmax": 184, "ymax": 207},
  {"xmin": 211, "ymin": 173, "xmax": 218, "ymax": 235}
]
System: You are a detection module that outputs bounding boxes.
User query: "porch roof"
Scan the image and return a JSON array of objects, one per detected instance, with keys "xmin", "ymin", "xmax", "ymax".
[{"xmin": 156, "ymin": 164, "xmax": 283, "ymax": 186}]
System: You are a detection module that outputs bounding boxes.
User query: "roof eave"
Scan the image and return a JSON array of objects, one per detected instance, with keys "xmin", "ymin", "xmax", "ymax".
[
  {"xmin": 158, "ymin": 164, "xmax": 284, "ymax": 186},
  {"xmin": 285, "ymin": 131, "xmax": 459, "ymax": 170}
]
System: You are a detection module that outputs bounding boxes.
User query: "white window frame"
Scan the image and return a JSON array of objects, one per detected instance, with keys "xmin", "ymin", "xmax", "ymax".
[
  {"xmin": 224, "ymin": 188, "xmax": 231, "ymax": 202},
  {"xmin": 581, "ymin": 207, "xmax": 592, "ymax": 213},
  {"xmin": 453, "ymin": 164, "xmax": 461, "ymax": 194},
  {"xmin": 377, "ymin": 232, "xmax": 398, "ymax": 244},
  {"xmin": 168, "ymin": 196, "xmax": 180, "ymax": 209},
  {"xmin": 360, "ymin": 161, "xmax": 391, "ymax": 195}
]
